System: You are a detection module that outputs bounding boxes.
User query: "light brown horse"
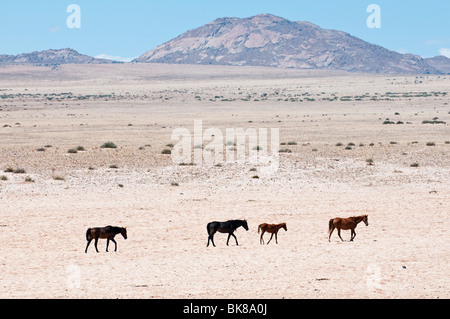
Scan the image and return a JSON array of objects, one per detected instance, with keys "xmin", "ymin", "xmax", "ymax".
[
  {"xmin": 85, "ymin": 226, "xmax": 127, "ymax": 253},
  {"xmin": 328, "ymin": 215, "xmax": 368, "ymax": 242},
  {"xmin": 258, "ymin": 223, "xmax": 287, "ymax": 245}
]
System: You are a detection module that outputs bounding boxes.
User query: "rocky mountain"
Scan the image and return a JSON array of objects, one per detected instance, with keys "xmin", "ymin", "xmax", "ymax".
[
  {"xmin": 134, "ymin": 14, "xmax": 440, "ymax": 74},
  {"xmin": 424, "ymin": 56, "xmax": 450, "ymax": 74},
  {"xmin": 0, "ymin": 48, "xmax": 115, "ymax": 65}
]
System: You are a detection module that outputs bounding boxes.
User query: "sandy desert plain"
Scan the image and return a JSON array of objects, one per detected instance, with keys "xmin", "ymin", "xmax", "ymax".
[{"xmin": 0, "ymin": 63, "xmax": 448, "ymax": 299}]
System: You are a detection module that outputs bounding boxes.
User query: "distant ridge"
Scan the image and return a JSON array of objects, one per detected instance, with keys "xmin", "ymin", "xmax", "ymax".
[
  {"xmin": 0, "ymin": 48, "xmax": 116, "ymax": 65},
  {"xmin": 134, "ymin": 14, "xmax": 445, "ymax": 74}
]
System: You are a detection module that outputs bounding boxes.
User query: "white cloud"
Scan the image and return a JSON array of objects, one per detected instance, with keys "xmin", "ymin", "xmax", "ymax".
[
  {"xmin": 94, "ymin": 54, "xmax": 136, "ymax": 62},
  {"xmin": 438, "ymin": 48, "xmax": 450, "ymax": 58}
]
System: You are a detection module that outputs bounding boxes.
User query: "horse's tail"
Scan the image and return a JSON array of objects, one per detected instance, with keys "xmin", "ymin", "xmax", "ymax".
[
  {"xmin": 258, "ymin": 224, "xmax": 261, "ymax": 233},
  {"xmin": 328, "ymin": 219, "xmax": 335, "ymax": 234},
  {"xmin": 206, "ymin": 223, "xmax": 211, "ymax": 235},
  {"xmin": 86, "ymin": 228, "xmax": 92, "ymax": 241}
]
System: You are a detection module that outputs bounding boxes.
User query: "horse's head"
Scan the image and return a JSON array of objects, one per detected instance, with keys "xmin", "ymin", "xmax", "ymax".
[
  {"xmin": 242, "ymin": 220, "xmax": 249, "ymax": 231},
  {"xmin": 121, "ymin": 227, "xmax": 128, "ymax": 239},
  {"xmin": 363, "ymin": 215, "xmax": 369, "ymax": 226},
  {"xmin": 282, "ymin": 223, "xmax": 287, "ymax": 231}
]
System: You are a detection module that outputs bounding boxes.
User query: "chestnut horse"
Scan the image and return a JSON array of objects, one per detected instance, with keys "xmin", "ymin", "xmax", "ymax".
[
  {"xmin": 85, "ymin": 226, "xmax": 127, "ymax": 253},
  {"xmin": 258, "ymin": 223, "xmax": 287, "ymax": 245},
  {"xmin": 328, "ymin": 215, "xmax": 368, "ymax": 242}
]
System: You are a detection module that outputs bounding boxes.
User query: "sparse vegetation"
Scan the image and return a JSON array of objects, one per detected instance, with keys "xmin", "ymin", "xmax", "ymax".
[
  {"xmin": 0, "ymin": 175, "xmax": 7, "ymax": 181},
  {"xmin": 100, "ymin": 142, "xmax": 117, "ymax": 149},
  {"xmin": 161, "ymin": 149, "xmax": 172, "ymax": 155},
  {"xmin": 422, "ymin": 119, "xmax": 446, "ymax": 124},
  {"xmin": 426, "ymin": 142, "xmax": 435, "ymax": 146},
  {"xmin": 24, "ymin": 176, "xmax": 34, "ymax": 183},
  {"xmin": 410, "ymin": 163, "xmax": 419, "ymax": 167}
]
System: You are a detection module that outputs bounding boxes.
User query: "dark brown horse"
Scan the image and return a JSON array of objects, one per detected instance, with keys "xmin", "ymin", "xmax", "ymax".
[
  {"xmin": 207, "ymin": 220, "xmax": 249, "ymax": 247},
  {"xmin": 328, "ymin": 215, "xmax": 368, "ymax": 242},
  {"xmin": 258, "ymin": 223, "xmax": 287, "ymax": 245},
  {"xmin": 85, "ymin": 226, "xmax": 127, "ymax": 253}
]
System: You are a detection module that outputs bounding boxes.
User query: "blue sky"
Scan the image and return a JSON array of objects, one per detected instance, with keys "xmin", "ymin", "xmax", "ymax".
[{"xmin": 0, "ymin": 0, "xmax": 449, "ymax": 61}]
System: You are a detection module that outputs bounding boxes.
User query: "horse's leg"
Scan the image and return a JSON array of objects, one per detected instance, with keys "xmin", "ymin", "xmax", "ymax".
[
  {"xmin": 210, "ymin": 234, "xmax": 216, "ymax": 247},
  {"xmin": 260, "ymin": 231, "xmax": 265, "ymax": 245},
  {"xmin": 267, "ymin": 233, "xmax": 274, "ymax": 245},
  {"xmin": 94, "ymin": 238, "xmax": 99, "ymax": 253},
  {"xmin": 227, "ymin": 233, "xmax": 231, "ymax": 246},
  {"xmin": 207, "ymin": 228, "xmax": 217, "ymax": 247},
  {"xmin": 85, "ymin": 240, "xmax": 92, "ymax": 253},
  {"xmin": 275, "ymin": 232, "xmax": 278, "ymax": 244},
  {"xmin": 337, "ymin": 229, "xmax": 344, "ymax": 242},
  {"xmin": 231, "ymin": 233, "xmax": 239, "ymax": 246},
  {"xmin": 328, "ymin": 227, "xmax": 334, "ymax": 242},
  {"xmin": 350, "ymin": 229, "xmax": 356, "ymax": 242},
  {"xmin": 207, "ymin": 226, "xmax": 216, "ymax": 247},
  {"xmin": 111, "ymin": 238, "xmax": 117, "ymax": 251},
  {"xmin": 106, "ymin": 239, "xmax": 110, "ymax": 252}
]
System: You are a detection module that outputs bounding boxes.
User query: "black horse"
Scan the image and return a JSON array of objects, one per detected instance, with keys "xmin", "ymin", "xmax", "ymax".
[
  {"xmin": 85, "ymin": 226, "xmax": 127, "ymax": 253},
  {"xmin": 206, "ymin": 220, "xmax": 249, "ymax": 247}
]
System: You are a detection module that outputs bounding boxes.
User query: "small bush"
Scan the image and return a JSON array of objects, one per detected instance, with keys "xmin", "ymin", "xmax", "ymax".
[
  {"xmin": 109, "ymin": 165, "xmax": 119, "ymax": 169},
  {"xmin": 287, "ymin": 141, "xmax": 297, "ymax": 145},
  {"xmin": 68, "ymin": 148, "xmax": 78, "ymax": 154},
  {"xmin": 426, "ymin": 142, "xmax": 435, "ymax": 146},
  {"xmin": 161, "ymin": 149, "xmax": 172, "ymax": 155},
  {"xmin": 171, "ymin": 182, "xmax": 179, "ymax": 187},
  {"xmin": 366, "ymin": 159, "xmax": 374, "ymax": 166},
  {"xmin": 36, "ymin": 148, "xmax": 46, "ymax": 152},
  {"xmin": 13, "ymin": 169, "xmax": 26, "ymax": 174},
  {"xmin": 410, "ymin": 163, "xmax": 419, "ymax": 167},
  {"xmin": 24, "ymin": 176, "xmax": 34, "ymax": 183},
  {"xmin": 100, "ymin": 142, "xmax": 117, "ymax": 149},
  {"xmin": 279, "ymin": 149, "xmax": 292, "ymax": 153},
  {"xmin": 0, "ymin": 175, "xmax": 7, "ymax": 181},
  {"xmin": 76, "ymin": 146, "xmax": 86, "ymax": 151},
  {"xmin": 53, "ymin": 176, "xmax": 65, "ymax": 181},
  {"xmin": 4, "ymin": 167, "xmax": 14, "ymax": 173},
  {"xmin": 336, "ymin": 142, "xmax": 343, "ymax": 147}
]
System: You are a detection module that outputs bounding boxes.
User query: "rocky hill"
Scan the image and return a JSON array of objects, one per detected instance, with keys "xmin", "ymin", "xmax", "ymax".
[
  {"xmin": 0, "ymin": 48, "xmax": 115, "ymax": 65},
  {"xmin": 134, "ymin": 14, "xmax": 440, "ymax": 74}
]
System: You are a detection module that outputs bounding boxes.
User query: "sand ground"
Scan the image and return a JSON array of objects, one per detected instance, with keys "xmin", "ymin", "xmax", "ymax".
[{"xmin": 0, "ymin": 64, "xmax": 448, "ymax": 299}]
